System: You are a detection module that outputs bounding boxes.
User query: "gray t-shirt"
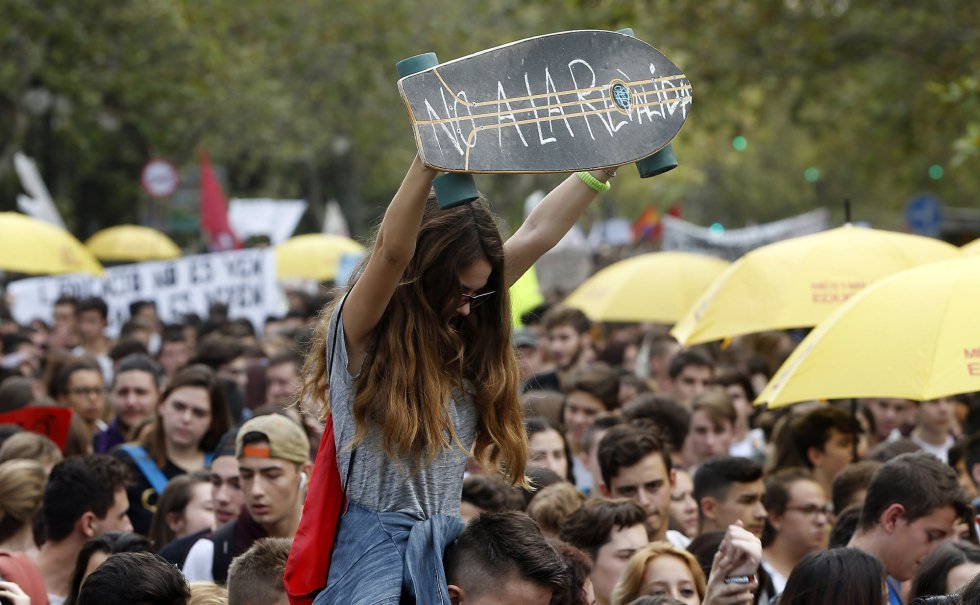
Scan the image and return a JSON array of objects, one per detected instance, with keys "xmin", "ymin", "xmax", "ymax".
[{"xmin": 327, "ymin": 298, "xmax": 477, "ymax": 516}]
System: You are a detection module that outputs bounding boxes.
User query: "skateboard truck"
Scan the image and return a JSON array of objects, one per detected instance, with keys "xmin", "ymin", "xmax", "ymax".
[
  {"xmin": 396, "ymin": 52, "xmax": 481, "ymax": 210},
  {"xmin": 617, "ymin": 28, "xmax": 679, "ymax": 178}
]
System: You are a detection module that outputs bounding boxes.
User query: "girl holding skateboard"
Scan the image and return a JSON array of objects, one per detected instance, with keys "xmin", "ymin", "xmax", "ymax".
[{"xmin": 300, "ymin": 156, "xmax": 620, "ymax": 604}]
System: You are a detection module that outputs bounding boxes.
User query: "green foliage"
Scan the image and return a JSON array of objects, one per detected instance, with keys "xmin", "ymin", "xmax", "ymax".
[{"xmin": 0, "ymin": 0, "xmax": 977, "ymax": 240}]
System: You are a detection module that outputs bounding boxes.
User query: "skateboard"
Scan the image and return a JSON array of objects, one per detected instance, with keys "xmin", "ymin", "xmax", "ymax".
[{"xmin": 396, "ymin": 29, "xmax": 692, "ymax": 204}]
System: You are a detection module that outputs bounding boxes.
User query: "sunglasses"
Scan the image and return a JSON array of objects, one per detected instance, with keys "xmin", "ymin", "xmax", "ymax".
[{"xmin": 460, "ymin": 291, "xmax": 495, "ymax": 309}]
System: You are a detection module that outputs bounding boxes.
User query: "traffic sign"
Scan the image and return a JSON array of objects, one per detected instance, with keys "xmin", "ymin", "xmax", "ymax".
[
  {"xmin": 905, "ymin": 194, "xmax": 944, "ymax": 236},
  {"xmin": 141, "ymin": 158, "xmax": 180, "ymax": 198}
]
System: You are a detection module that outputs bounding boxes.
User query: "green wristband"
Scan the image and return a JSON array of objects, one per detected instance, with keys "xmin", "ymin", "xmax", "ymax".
[{"xmin": 576, "ymin": 171, "xmax": 611, "ymax": 193}]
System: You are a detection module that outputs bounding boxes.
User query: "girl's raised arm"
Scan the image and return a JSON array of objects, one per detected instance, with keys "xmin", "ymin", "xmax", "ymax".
[
  {"xmin": 502, "ymin": 169, "xmax": 615, "ymax": 288},
  {"xmin": 342, "ymin": 155, "xmax": 437, "ymax": 370}
]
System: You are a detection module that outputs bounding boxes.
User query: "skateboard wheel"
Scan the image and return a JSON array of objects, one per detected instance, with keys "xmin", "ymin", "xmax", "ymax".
[
  {"xmin": 396, "ymin": 52, "xmax": 439, "ymax": 78},
  {"xmin": 614, "ymin": 28, "xmax": 680, "ymax": 176},
  {"xmin": 636, "ymin": 144, "xmax": 679, "ymax": 178},
  {"xmin": 432, "ymin": 172, "xmax": 480, "ymax": 209}
]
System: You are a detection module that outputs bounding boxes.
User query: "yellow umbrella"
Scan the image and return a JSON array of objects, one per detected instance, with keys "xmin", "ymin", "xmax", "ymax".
[
  {"xmin": 0, "ymin": 212, "xmax": 103, "ymax": 275},
  {"xmin": 671, "ymin": 225, "xmax": 960, "ymax": 345},
  {"xmin": 85, "ymin": 225, "xmax": 181, "ymax": 262},
  {"xmin": 275, "ymin": 234, "xmax": 365, "ymax": 281},
  {"xmin": 563, "ymin": 252, "xmax": 730, "ymax": 323},
  {"xmin": 963, "ymin": 238, "xmax": 980, "ymax": 255},
  {"xmin": 510, "ymin": 266, "xmax": 544, "ymax": 327},
  {"xmin": 756, "ymin": 256, "xmax": 980, "ymax": 407}
]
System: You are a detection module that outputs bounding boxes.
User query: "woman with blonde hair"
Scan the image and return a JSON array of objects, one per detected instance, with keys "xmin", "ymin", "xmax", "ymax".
[
  {"xmin": 612, "ymin": 526, "xmax": 760, "ymax": 605},
  {"xmin": 612, "ymin": 543, "xmax": 706, "ymax": 605},
  {"xmin": 0, "ymin": 459, "xmax": 50, "ymax": 604},
  {"xmin": 301, "ymin": 154, "xmax": 623, "ymax": 604},
  {"xmin": 0, "ymin": 459, "xmax": 46, "ymax": 556}
]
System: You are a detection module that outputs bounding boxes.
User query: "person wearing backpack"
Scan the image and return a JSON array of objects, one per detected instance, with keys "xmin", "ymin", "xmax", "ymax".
[{"xmin": 112, "ymin": 364, "xmax": 233, "ymax": 535}]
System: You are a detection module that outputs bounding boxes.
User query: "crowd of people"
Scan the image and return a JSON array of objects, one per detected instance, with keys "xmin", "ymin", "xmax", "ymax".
[{"xmin": 0, "ymin": 155, "xmax": 977, "ymax": 605}]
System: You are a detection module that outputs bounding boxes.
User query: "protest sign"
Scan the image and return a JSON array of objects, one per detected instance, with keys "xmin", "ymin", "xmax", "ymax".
[
  {"xmin": 0, "ymin": 407, "xmax": 72, "ymax": 451},
  {"xmin": 662, "ymin": 208, "xmax": 829, "ymax": 260},
  {"xmin": 8, "ymin": 248, "xmax": 281, "ymax": 335}
]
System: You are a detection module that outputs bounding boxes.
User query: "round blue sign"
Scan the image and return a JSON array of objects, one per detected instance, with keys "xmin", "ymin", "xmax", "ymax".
[{"xmin": 905, "ymin": 194, "xmax": 944, "ymax": 236}]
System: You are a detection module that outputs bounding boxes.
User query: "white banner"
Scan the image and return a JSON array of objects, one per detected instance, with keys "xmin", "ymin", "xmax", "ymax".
[
  {"xmin": 228, "ymin": 198, "xmax": 307, "ymax": 244},
  {"xmin": 7, "ymin": 249, "xmax": 281, "ymax": 336},
  {"xmin": 662, "ymin": 208, "xmax": 830, "ymax": 260}
]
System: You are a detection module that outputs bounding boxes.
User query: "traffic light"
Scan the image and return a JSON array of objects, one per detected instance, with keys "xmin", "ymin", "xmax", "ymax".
[
  {"xmin": 732, "ymin": 136, "xmax": 747, "ymax": 152},
  {"xmin": 804, "ymin": 167, "xmax": 821, "ymax": 183},
  {"xmin": 929, "ymin": 164, "xmax": 944, "ymax": 180}
]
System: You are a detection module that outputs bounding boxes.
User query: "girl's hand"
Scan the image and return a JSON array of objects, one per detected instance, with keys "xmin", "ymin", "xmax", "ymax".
[
  {"xmin": 0, "ymin": 580, "xmax": 31, "ymax": 605},
  {"xmin": 703, "ymin": 523, "xmax": 762, "ymax": 605},
  {"xmin": 715, "ymin": 522, "xmax": 762, "ymax": 576}
]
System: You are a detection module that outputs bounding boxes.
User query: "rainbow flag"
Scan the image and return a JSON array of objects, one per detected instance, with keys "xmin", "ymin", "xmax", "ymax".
[{"xmin": 632, "ymin": 205, "xmax": 662, "ymax": 241}]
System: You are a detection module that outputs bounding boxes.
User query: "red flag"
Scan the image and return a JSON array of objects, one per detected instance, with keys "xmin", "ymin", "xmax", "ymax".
[
  {"xmin": 199, "ymin": 149, "xmax": 240, "ymax": 251},
  {"xmin": 632, "ymin": 205, "xmax": 662, "ymax": 241}
]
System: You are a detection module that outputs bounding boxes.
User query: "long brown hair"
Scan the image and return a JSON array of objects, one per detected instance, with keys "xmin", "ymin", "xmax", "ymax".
[
  {"xmin": 143, "ymin": 364, "xmax": 232, "ymax": 467},
  {"xmin": 302, "ymin": 196, "xmax": 527, "ymax": 483}
]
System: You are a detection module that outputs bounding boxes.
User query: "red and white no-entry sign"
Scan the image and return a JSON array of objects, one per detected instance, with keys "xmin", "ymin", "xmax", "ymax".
[{"xmin": 141, "ymin": 158, "xmax": 180, "ymax": 198}]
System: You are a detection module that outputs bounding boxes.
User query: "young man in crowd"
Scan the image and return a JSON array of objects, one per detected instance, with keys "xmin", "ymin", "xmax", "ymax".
[
  {"xmin": 445, "ymin": 511, "xmax": 566, "ymax": 605},
  {"xmin": 864, "ymin": 397, "xmax": 916, "ymax": 447},
  {"xmin": 682, "ymin": 387, "xmax": 737, "ymax": 471},
  {"xmin": 264, "ymin": 350, "xmax": 302, "ymax": 407},
  {"xmin": 693, "ymin": 456, "xmax": 768, "ymax": 538},
  {"xmin": 157, "ymin": 327, "xmax": 192, "ymax": 379},
  {"xmin": 73, "ymin": 296, "xmax": 113, "ymax": 380},
  {"xmin": 910, "ymin": 397, "xmax": 957, "ymax": 463},
  {"xmin": 514, "ymin": 327, "xmax": 547, "ymax": 392},
  {"xmin": 559, "ymin": 499, "xmax": 648, "ymax": 605},
  {"xmin": 772, "ymin": 405, "xmax": 863, "ymax": 498},
  {"xmin": 37, "ymin": 455, "xmax": 134, "ymax": 605},
  {"xmin": 182, "ymin": 414, "xmax": 311, "ymax": 583},
  {"xmin": 665, "ymin": 349, "xmax": 714, "ymax": 406},
  {"xmin": 562, "ymin": 364, "xmax": 621, "ymax": 489},
  {"xmin": 533, "ymin": 306, "xmax": 594, "ymax": 391},
  {"xmin": 597, "ymin": 424, "xmax": 688, "ymax": 547},
  {"xmin": 761, "ymin": 468, "xmax": 830, "ymax": 595},
  {"xmin": 636, "ymin": 332, "xmax": 680, "ymax": 392},
  {"xmin": 849, "ymin": 451, "xmax": 970, "ymax": 605},
  {"xmin": 76, "ymin": 551, "xmax": 190, "ymax": 605},
  {"xmin": 227, "ymin": 537, "xmax": 292, "ymax": 605},
  {"xmin": 49, "ymin": 294, "xmax": 80, "ymax": 350}
]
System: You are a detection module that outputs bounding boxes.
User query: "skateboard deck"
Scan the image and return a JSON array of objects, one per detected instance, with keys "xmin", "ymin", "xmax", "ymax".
[{"xmin": 397, "ymin": 30, "xmax": 693, "ymax": 174}]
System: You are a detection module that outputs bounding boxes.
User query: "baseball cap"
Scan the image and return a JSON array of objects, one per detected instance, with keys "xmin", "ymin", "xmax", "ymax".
[
  {"xmin": 236, "ymin": 414, "xmax": 310, "ymax": 464},
  {"xmin": 513, "ymin": 327, "xmax": 539, "ymax": 349}
]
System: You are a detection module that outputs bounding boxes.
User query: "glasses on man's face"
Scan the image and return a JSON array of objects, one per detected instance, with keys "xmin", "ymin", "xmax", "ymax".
[
  {"xmin": 69, "ymin": 386, "xmax": 104, "ymax": 397},
  {"xmin": 459, "ymin": 291, "xmax": 495, "ymax": 309},
  {"xmin": 785, "ymin": 503, "xmax": 833, "ymax": 518}
]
